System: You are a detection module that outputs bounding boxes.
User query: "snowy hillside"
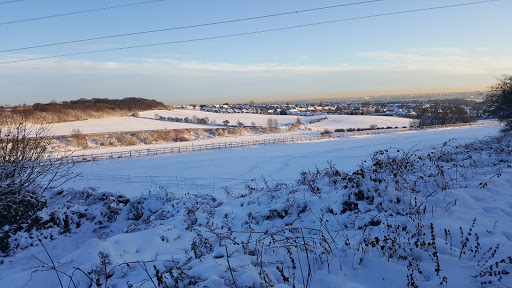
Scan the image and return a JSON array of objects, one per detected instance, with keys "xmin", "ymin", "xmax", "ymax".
[
  {"xmin": 41, "ymin": 110, "xmax": 412, "ymax": 137},
  {"xmin": 0, "ymin": 127, "xmax": 510, "ymax": 288},
  {"xmin": 44, "ymin": 110, "xmax": 411, "ymax": 150},
  {"xmin": 142, "ymin": 109, "xmax": 412, "ymax": 130},
  {"xmin": 42, "ymin": 110, "xmax": 415, "ymax": 153},
  {"xmin": 46, "ymin": 116, "xmax": 220, "ymax": 136}
]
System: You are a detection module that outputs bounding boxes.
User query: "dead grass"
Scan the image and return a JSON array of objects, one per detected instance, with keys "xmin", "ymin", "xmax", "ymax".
[
  {"xmin": 56, "ymin": 126, "xmax": 279, "ymax": 150},
  {"xmin": 210, "ymin": 127, "xmax": 247, "ymax": 137},
  {"xmin": 118, "ymin": 133, "xmax": 138, "ymax": 146},
  {"xmin": 70, "ymin": 129, "xmax": 88, "ymax": 148},
  {"xmin": 287, "ymin": 122, "xmax": 304, "ymax": 131},
  {"xmin": 97, "ymin": 136, "xmax": 119, "ymax": 147},
  {"xmin": 1, "ymin": 110, "xmax": 132, "ymax": 125}
]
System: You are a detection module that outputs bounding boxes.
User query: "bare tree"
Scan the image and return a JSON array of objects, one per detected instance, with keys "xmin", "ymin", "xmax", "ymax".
[
  {"xmin": 486, "ymin": 74, "xmax": 512, "ymax": 131},
  {"xmin": 266, "ymin": 118, "xmax": 273, "ymax": 129},
  {"xmin": 70, "ymin": 128, "xmax": 88, "ymax": 148},
  {"xmin": 272, "ymin": 119, "xmax": 279, "ymax": 130},
  {"xmin": 0, "ymin": 116, "xmax": 76, "ymax": 253},
  {"xmin": 266, "ymin": 118, "xmax": 276, "ymax": 128},
  {"xmin": 266, "ymin": 118, "xmax": 280, "ymax": 132}
]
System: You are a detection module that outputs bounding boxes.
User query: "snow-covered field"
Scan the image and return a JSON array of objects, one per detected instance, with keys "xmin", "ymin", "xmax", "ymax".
[
  {"xmin": 1, "ymin": 124, "xmax": 511, "ymax": 288},
  {"xmin": 142, "ymin": 109, "xmax": 412, "ymax": 131},
  {"xmin": 67, "ymin": 124, "xmax": 502, "ymax": 196},
  {"xmin": 46, "ymin": 110, "xmax": 412, "ymax": 136},
  {"xmin": 47, "ymin": 116, "xmax": 220, "ymax": 136}
]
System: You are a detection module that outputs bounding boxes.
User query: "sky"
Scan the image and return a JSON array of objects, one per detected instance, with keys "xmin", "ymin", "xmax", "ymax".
[{"xmin": 1, "ymin": 0, "xmax": 511, "ymax": 106}]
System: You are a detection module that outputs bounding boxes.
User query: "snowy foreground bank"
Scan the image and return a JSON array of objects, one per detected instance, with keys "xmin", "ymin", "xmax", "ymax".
[{"xmin": 1, "ymin": 131, "xmax": 511, "ymax": 287}]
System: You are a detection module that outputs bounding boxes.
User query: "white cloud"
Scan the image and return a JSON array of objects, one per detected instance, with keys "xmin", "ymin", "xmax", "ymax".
[
  {"xmin": 1, "ymin": 49, "xmax": 509, "ymax": 105},
  {"xmin": 4, "ymin": 47, "xmax": 509, "ymax": 77},
  {"xmin": 1, "ymin": 55, "xmax": 374, "ymax": 75},
  {"xmin": 355, "ymin": 48, "xmax": 512, "ymax": 74},
  {"xmin": 409, "ymin": 47, "xmax": 465, "ymax": 55}
]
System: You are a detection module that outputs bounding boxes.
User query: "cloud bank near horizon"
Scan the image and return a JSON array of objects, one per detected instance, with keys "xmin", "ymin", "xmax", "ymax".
[{"xmin": 0, "ymin": 48, "xmax": 509, "ymax": 105}]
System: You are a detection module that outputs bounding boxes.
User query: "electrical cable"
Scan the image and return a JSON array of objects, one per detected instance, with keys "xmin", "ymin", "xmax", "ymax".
[
  {"xmin": 0, "ymin": 0, "xmax": 166, "ymax": 25},
  {"xmin": 0, "ymin": 0, "xmax": 23, "ymax": 5},
  {"xmin": 0, "ymin": 0, "xmax": 500, "ymax": 65},
  {"xmin": 0, "ymin": 0, "xmax": 383, "ymax": 53}
]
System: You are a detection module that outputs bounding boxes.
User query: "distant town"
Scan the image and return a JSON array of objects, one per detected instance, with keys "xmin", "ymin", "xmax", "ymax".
[
  {"xmin": 172, "ymin": 91, "xmax": 489, "ymax": 125},
  {"xmin": 0, "ymin": 91, "xmax": 490, "ymax": 127}
]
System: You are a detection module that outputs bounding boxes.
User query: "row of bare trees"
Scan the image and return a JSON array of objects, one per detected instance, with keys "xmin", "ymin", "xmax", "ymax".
[{"xmin": 0, "ymin": 116, "xmax": 75, "ymax": 254}]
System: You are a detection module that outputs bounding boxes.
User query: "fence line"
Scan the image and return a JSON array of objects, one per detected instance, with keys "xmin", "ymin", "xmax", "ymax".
[
  {"xmin": 62, "ymin": 132, "xmax": 374, "ymax": 163},
  {"xmin": 60, "ymin": 121, "xmax": 494, "ymax": 163},
  {"xmin": 69, "ymin": 173, "xmax": 297, "ymax": 196}
]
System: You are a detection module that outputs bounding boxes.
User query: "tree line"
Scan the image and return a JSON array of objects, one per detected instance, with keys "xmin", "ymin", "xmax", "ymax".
[{"xmin": 1, "ymin": 97, "xmax": 166, "ymax": 124}]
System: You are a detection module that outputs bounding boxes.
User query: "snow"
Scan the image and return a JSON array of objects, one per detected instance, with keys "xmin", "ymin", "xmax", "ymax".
[
  {"xmin": 142, "ymin": 109, "xmax": 412, "ymax": 130},
  {"xmin": 45, "ymin": 110, "xmax": 412, "ymax": 136},
  {"xmin": 66, "ymin": 124, "xmax": 502, "ymax": 196},
  {"xmin": 46, "ymin": 116, "xmax": 221, "ymax": 136},
  {"xmin": 1, "ymin": 123, "xmax": 511, "ymax": 288},
  {"xmin": 305, "ymin": 114, "xmax": 409, "ymax": 131}
]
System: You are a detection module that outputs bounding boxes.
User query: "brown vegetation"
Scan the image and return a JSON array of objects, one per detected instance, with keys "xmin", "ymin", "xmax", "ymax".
[
  {"xmin": 266, "ymin": 118, "xmax": 280, "ymax": 132},
  {"xmin": 320, "ymin": 129, "xmax": 333, "ymax": 137},
  {"xmin": 1, "ymin": 97, "xmax": 166, "ymax": 125},
  {"xmin": 117, "ymin": 133, "xmax": 138, "ymax": 146},
  {"xmin": 209, "ymin": 127, "xmax": 247, "ymax": 137},
  {"xmin": 70, "ymin": 129, "xmax": 88, "ymax": 148},
  {"xmin": 56, "ymin": 127, "xmax": 264, "ymax": 150},
  {"xmin": 0, "ymin": 116, "xmax": 75, "ymax": 253},
  {"xmin": 287, "ymin": 117, "xmax": 303, "ymax": 131}
]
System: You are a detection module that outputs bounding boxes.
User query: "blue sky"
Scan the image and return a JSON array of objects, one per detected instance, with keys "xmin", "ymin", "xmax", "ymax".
[{"xmin": 1, "ymin": 0, "xmax": 511, "ymax": 105}]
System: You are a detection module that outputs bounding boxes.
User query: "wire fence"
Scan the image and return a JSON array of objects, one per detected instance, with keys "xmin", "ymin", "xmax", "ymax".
[
  {"xmin": 68, "ymin": 173, "xmax": 298, "ymax": 196},
  {"xmin": 60, "ymin": 121, "xmax": 495, "ymax": 163},
  {"xmin": 63, "ymin": 121, "xmax": 496, "ymax": 194}
]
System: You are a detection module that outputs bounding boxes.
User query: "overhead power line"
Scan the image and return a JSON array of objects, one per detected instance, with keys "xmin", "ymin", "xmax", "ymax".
[
  {"xmin": 0, "ymin": 0, "xmax": 166, "ymax": 25},
  {"xmin": 0, "ymin": 0, "xmax": 23, "ymax": 5},
  {"xmin": 0, "ymin": 0, "xmax": 500, "ymax": 65},
  {"xmin": 0, "ymin": 0, "xmax": 384, "ymax": 53}
]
